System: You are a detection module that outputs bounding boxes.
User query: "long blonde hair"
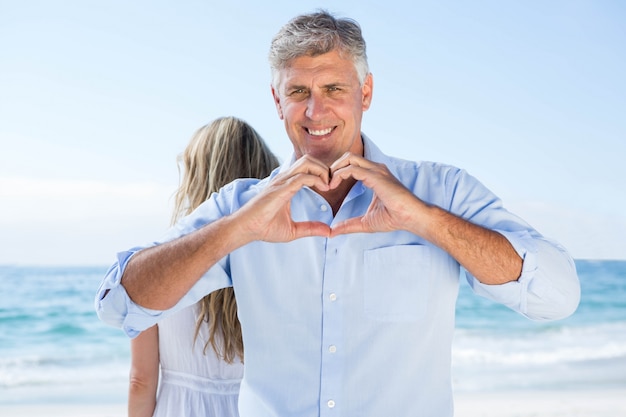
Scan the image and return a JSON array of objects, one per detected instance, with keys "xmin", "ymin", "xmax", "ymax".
[{"xmin": 171, "ymin": 116, "xmax": 280, "ymax": 363}]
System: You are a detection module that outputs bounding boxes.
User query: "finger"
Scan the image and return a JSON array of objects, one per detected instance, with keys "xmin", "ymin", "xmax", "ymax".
[
  {"xmin": 330, "ymin": 216, "xmax": 369, "ymax": 237},
  {"xmin": 328, "ymin": 164, "xmax": 371, "ymax": 189},
  {"xmin": 270, "ymin": 169, "xmax": 331, "ymax": 200},
  {"xmin": 285, "ymin": 172, "xmax": 330, "ymax": 193},
  {"xmin": 292, "ymin": 155, "xmax": 332, "ymax": 183},
  {"xmin": 293, "ymin": 221, "xmax": 331, "ymax": 239},
  {"xmin": 329, "ymin": 152, "xmax": 352, "ymax": 172},
  {"xmin": 329, "ymin": 152, "xmax": 371, "ymax": 174}
]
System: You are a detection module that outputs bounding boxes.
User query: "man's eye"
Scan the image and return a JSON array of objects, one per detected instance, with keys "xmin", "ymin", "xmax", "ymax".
[{"xmin": 287, "ymin": 89, "xmax": 308, "ymax": 100}]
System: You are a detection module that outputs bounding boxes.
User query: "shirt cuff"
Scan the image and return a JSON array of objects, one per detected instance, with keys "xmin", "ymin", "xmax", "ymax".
[
  {"xmin": 467, "ymin": 229, "xmax": 538, "ymax": 315},
  {"xmin": 94, "ymin": 248, "xmax": 164, "ymax": 338}
]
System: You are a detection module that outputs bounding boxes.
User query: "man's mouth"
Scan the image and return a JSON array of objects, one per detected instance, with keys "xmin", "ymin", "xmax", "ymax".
[{"xmin": 307, "ymin": 127, "xmax": 333, "ymax": 136}]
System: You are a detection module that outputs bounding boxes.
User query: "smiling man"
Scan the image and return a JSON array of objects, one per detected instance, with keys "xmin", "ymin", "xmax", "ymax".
[
  {"xmin": 96, "ymin": 10, "xmax": 580, "ymax": 417},
  {"xmin": 271, "ymin": 47, "xmax": 372, "ymax": 215},
  {"xmin": 272, "ymin": 49, "xmax": 371, "ymax": 165}
]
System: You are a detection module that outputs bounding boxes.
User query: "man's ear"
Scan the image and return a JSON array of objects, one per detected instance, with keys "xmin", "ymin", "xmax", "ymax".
[
  {"xmin": 362, "ymin": 73, "xmax": 373, "ymax": 111},
  {"xmin": 271, "ymin": 85, "xmax": 284, "ymax": 120}
]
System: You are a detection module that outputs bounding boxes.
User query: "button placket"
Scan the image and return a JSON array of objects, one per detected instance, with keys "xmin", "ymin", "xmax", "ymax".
[{"xmin": 319, "ymin": 238, "xmax": 343, "ymax": 416}]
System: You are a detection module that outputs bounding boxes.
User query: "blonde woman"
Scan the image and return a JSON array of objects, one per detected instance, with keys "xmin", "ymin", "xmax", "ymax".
[{"xmin": 128, "ymin": 117, "xmax": 280, "ymax": 417}]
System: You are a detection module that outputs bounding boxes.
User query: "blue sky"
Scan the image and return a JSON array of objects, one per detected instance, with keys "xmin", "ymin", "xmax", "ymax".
[{"xmin": 1, "ymin": 1, "xmax": 624, "ymax": 265}]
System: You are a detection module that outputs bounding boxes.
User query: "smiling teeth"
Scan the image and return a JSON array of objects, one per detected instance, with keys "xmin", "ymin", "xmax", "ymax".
[{"xmin": 308, "ymin": 128, "xmax": 332, "ymax": 136}]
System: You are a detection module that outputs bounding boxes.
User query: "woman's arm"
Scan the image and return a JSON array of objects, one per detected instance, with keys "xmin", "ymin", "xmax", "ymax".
[{"xmin": 128, "ymin": 325, "xmax": 160, "ymax": 417}]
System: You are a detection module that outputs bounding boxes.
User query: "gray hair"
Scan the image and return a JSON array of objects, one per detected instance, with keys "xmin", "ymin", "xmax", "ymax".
[{"xmin": 269, "ymin": 10, "xmax": 369, "ymax": 88}]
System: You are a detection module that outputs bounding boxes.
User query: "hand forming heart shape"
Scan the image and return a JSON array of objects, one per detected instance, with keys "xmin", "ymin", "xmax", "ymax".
[{"xmin": 238, "ymin": 152, "xmax": 424, "ymax": 243}]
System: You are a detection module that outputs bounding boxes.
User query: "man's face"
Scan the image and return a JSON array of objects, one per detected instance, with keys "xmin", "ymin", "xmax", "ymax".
[{"xmin": 272, "ymin": 49, "xmax": 373, "ymax": 167}]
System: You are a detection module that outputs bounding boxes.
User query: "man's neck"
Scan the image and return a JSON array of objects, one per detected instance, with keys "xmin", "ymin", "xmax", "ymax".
[{"xmin": 315, "ymin": 177, "xmax": 357, "ymax": 216}]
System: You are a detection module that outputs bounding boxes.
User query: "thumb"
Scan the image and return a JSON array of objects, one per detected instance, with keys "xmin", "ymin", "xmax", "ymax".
[
  {"xmin": 293, "ymin": 221, "xmax": 332, "ymax": 239},
  {"xmin": 330, "ymin": 216, "xmax": 368, "ymax": 238}
]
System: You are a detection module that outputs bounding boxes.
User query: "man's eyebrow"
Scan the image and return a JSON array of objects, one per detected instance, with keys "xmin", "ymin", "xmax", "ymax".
[
  {"xmin": 285, "ymin": 81, "xmax": 350, "ymax": 89},
  {"xmin": 284, "ymin": 84, "xmax": 307, "ymax": 91},
  {"xmin": 322, "ymin": 82, "xmax": 349, "ymax": 88}
]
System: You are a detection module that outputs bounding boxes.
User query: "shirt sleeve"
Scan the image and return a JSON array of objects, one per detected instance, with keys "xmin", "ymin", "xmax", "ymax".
[
  {"xmin": 447, "ymin": 168, "xmax": 581, "ymax": 321},
  {"xmin": 94, "ymin": 191, "xmax": 237, "ymax": 338},
  {"xmin": 465, "ymin": 230, "xmax": 580, "ymax": 321},
  {"xmin": 94, "ymin": 248, "xmax": 163, "ymax": 338},
  {"xmin": 94, "ymin": 246, "xmax": 233, "ymax": 338}
]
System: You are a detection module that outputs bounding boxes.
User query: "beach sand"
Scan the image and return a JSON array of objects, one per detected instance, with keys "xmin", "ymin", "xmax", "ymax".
[
  {"xmin": 1, "ymin": 389, "xmax": 624, "ymax": 417},
  {"xmin": 454, "ymin": 388, "xmax": 626, "ymax": 417},
  {"xmin": 0, "ymin": 403, "xmax": 126, "ymax": 417}
]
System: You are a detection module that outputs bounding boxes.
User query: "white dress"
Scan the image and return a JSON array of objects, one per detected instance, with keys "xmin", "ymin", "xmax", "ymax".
[{"xmin": 152, "ymin": 302, "xmax": 243, "ymax": 417}]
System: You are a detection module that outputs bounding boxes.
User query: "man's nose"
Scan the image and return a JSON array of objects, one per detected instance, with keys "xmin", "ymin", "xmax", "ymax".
[{"xmin": 305, "ymin": 93, "xmax": 327, "ymax": 120}]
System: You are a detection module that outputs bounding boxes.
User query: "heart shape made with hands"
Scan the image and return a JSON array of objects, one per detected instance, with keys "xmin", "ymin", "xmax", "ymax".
[
  {"xmin": 286, "ymin": 153, "xmax": 410, "ymax": 237},
  {"xmin": 254, "ymin": 152, "xmax": 417, "ymax": 241}
]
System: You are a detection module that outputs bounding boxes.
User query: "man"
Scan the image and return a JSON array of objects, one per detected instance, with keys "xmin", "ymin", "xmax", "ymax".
[{"xmin": 96, "ymin": 10, "xmax": 580, "ymax": 417}]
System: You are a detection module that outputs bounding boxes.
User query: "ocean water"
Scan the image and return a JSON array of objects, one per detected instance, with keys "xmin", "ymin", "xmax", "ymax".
[
  {"xmin": 453, "ymin": 259, "xmax": 626, "ymax": 392},
  {"xmin": 0, "ymin": 260, "xmax": 624, "ymax": 405},
  {"xmin": 0, "ymin": 266, "xmax": 129, "ymax": 404}
]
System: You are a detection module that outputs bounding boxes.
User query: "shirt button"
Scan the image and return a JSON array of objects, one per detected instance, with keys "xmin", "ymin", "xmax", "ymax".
[
  {"xmin": 329, "ymin": 293, "xmax": 337, "ymax": 301},
  {"xmin": 327, "ymin": 400, "xmax": 336, "ymax": 408},
  {"xmin": 328, "ymin": 345, "xmax": 337, "ymax": 353},
  {"xmin": 320, "ymin": 204, "xmax": 328, "ymax": 212}
]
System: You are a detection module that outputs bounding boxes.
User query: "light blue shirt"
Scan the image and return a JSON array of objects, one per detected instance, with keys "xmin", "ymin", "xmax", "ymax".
[{"xmin": 96, "ymin": 135, "xmax": 580, "ymax": 417}]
